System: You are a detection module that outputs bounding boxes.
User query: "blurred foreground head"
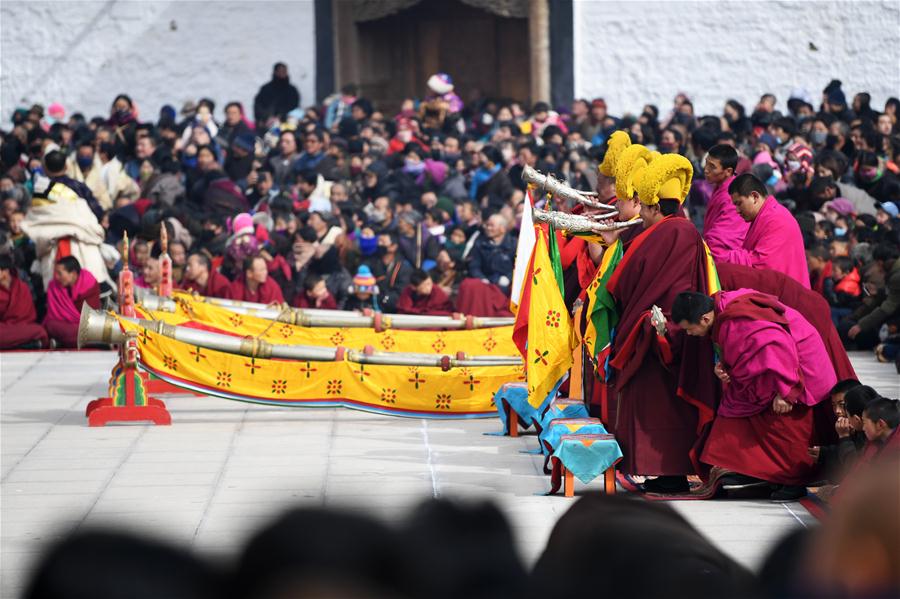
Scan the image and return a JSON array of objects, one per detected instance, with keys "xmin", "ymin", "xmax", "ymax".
[
  {"xmin": 24, "ymin": 529, "xmax": 221, "ymax": 599},
  {"xmin": 803, "ymin": 454, "xmax": 900, "ymax": 598},
  {"xmin": 531, "ymin": 493, "xmax": 758, "ymax": 599}
]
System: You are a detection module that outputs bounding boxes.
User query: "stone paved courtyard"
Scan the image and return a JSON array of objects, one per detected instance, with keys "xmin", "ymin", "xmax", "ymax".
[{"xmin": 1, "ymin": 350, "xmax": 897, "ymax": 597}]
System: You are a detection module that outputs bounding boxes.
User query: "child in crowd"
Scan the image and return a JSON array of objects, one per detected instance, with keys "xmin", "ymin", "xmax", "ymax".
[
  {"xmin": 344, "ymin": 265, "xmax": 379, "ymax": 312},
  {"xmin": 861, "ymin": 398, "xmax": 900, "ymax": 450},
  {"xmin": 293, "ymin": 273, "xmax": 337, "ymax": 309},
  {"xmin": 827, "ymin": 256, "xmax": 863, "ymax": 326},
  {"xmin": 810, "ymin": 381, "xmax": 872, "ymax": 479}
]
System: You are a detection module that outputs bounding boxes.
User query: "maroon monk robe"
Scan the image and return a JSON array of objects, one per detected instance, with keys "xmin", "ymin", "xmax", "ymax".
[
  {"xmin": 396, "ymin": 285, "xmax": 454, "ymax": 316},
  {"xmin": 226, "ymin": 276, "xmax": 285, "ymax": 304},
  {"xmin": 181, "ymin": 270, "xmax": 231, "ymax": 299},
  {"xmin": 454, "ymin": 278, "xmax": 513, "ymax": 317},
  {"xmin": 0, "ymin": 276, "xmax": 49, "ymax": 349},
  {"xmin": 606, "ymin": 216, "xmax": 719, "ymax": 477},
  {"xmin": 717, "ymin": 263, "xmax": 854, "ymax": 381},
  {"xmin": 293, "ymin": 292, "xmax": 338, "ymax": 310}
]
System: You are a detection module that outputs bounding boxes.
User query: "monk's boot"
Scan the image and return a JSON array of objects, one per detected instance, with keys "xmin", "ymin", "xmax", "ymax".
[
  {"xmin": 642, "ymin": 475, "xmax": 690, "ymax": 494},
  {"xmin": 770, "ymin": 485, "xmax": 807, "ymax": 502}
]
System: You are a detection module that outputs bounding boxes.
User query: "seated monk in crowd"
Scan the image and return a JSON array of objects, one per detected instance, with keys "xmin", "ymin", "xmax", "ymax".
[
  {"xmin": 396, "ymin": 269, "xmax": 453, "ymax": 316},
  {"xmin": 673, "ymin": 289, "xmax": 837, "ymax": 501},
  {"xmin": 44, "ymin": 256, "xmax": 101, "ymax": 348},
  {"xmin": 293, "ymin": 274, "xmax": 338, "ymax": 309},
  {"xmin": 227, "ymin": 255, "xmax": 284, "ymax": 304},
  {"xmin": 182, "ymin": 252, "xmax": 230, "ymax": 298},
  {"xmin": 0, "ymin": 254, "xmax": 49, "ymax": 349}
]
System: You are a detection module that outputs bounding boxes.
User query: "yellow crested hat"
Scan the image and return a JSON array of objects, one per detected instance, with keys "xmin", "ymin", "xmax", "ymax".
[
  {"xmin": 598, "ymin": 130, "xmax": 631, "ymax": 177},
  {"xmin": 614, "ymin": 145, "xmax": 657, "ymax": 201},
  {"xmin": 636, "ymin": 153, "xmax": 693, "ymax": 206}
]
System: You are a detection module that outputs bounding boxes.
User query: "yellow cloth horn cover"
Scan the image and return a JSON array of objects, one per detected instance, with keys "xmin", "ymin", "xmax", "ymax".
[
  {"xmin": 598, "ymin": 131, "xmax": 632, "ymax": 177},
  {"xmin": 614, "ymin": 144, "xmax": 652, "ymax": 201},
  {"xmin": 637, "ymin": 153, "xmax": 693, "ymax": 206}
]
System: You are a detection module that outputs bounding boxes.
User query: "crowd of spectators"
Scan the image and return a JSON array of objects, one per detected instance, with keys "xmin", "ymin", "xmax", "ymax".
[{"xmin": 0, "ymin": 66, "xmax": 898, "ymax": 367}]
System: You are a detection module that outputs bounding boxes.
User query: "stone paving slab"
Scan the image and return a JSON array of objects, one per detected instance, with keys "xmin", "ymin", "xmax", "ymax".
[{"xmin": 2, "ymin": 350, "xmax": 897, "ymax": 597}]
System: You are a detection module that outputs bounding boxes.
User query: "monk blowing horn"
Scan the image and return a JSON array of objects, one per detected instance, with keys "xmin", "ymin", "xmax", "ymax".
[
  {"xmin": 532, "ymin": 209, "xmax": 640, "ymax": 233},
  {"xmin": 133, "ymin": 288, "xmax": 514, "ymax": 329},
  {"xmin": 78, "ymin": 306, "xmax": 523, "ymax": 369},
  {"xmin": 521, "ymin": 165, "xmax": 616, "ymax": 211}
]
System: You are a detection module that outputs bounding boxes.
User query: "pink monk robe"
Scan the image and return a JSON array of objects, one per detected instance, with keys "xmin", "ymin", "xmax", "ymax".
[
  {"xmin": 719, "ymin": 196, "xmax": 810, "ymax": 288},
  {"xmin": 701, "ymin": 289, "xmax": 837, "ymax": 485},
  {"xmin": 44, "ymin": 268, "xmax": 101, "ymax": 348},
  {"xmin": 702, "ymin": 175, "xmax": 749, "ymax": 261}
]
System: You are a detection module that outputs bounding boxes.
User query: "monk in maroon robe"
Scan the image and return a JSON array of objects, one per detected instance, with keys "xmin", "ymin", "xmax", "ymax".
[
  {"xmin": 396, "ymin": 270, "xmax": 454, "ymax": 316},
  {"xmin": 0, "ymin": 256, "xmax": 49, "ymax": 349},
  {"xmin": 181, "ymin": 253, "xmax": 230, "ymax": 299},
  {"xmin": 226, "ymin": 255, "xmax": 285, "ymax": 304},
  {"xmin": 44, "ymin": 256, "xmax": 101, "ymax": 348},
  {"xmin": 605, "ymin": 154, "xmax": 719, "ymax": 493},
  {"xmin": 718, "ymin": 263, "xmax": 855, "ymax": 381}
]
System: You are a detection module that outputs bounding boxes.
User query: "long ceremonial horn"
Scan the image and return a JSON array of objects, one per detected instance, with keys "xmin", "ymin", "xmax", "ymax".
[
  {"xmin": 522, "ymin": 165, "xmax": 615, "ymax": 211},
  {"xmin": 78, "ymin": 306, "xmax": 523, "ymax": 368},
  {"xmin": 135, "ymin": 288, "xmax": 513, "ymax": 329},
  {"xmin": 533, "ymin": 209, "xmax": 641, "ymax": 233}
]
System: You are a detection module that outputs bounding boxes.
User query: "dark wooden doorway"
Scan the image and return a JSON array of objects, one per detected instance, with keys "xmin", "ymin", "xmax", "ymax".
[{"xmin": 343, "ymin": 0, "xmax": 531, "ymax": 113}]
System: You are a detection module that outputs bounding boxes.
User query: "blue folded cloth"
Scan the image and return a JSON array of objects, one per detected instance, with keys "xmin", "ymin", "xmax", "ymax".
[
  {"xmin": 538, "ymin": 399, "xmax": 590, "ymax": 431},
  {"xmin": 493, "ymin": 379, "xmax": 562, "ymax": 434},
  {"xmin": 540, "ymin": 418, "xmax": 608, "ymax": 455},
  {"xmin": 552, "ymin": 434, "xmax": 623, "ymax": 484}
]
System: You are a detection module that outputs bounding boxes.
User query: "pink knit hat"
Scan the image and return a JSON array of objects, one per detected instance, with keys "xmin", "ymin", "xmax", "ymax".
[{"xmin": 231, "ymin": 213, "xmax": 254, "ymax": 237}]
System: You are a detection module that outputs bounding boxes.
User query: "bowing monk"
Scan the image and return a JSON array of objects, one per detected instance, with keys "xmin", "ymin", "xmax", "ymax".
[
  {"xmin": 0, "ymin": 254, "xmax": 49, "ymax": 349},
  {"xmin": 182, "ymin": 252, "xmax": 230, "ymax": 298},
  {"xmin": 226, "ymin": 255, "xmax": 284, "ymax": 304},
  {"xmin": 701, "ymin": 144, "xmax": 749, "ymax": 260},
  {"xmin": 606, "ymin": 154, "xmax": 719, "ymax": 493},
  {"xmin": 396, "ymin": 269, "xmax": 454, "ymax": 316},
  {"xmin": 44, "ymin": 256, "xmax": 101, "ymax": 348},
  {"xmin": 719, "ymin": 173, "xmax": 810, "ymax": 288},
  {"xmin": 672, "ymin": 289, "xmax": 837, "ymax": 501}
]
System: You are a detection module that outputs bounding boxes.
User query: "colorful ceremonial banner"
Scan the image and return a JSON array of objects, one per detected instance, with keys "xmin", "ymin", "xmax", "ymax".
[
  {"xmin": 582, "ymin": 238, "xmax": 624, "ymax": 379},
  {"xmin": 138, "ymin": 297, "xmax": 517, "ymax": 356},
  {"xmin": 703, "ymin": 241, "xmax": 722, "ymax": 295},
  {"xmin": 117, "ymin": 316, "xmax": 524, "ymax": 419},
  {"xmin": 524, "ymin": 229, "xmax": 576, "ymax": 409}
]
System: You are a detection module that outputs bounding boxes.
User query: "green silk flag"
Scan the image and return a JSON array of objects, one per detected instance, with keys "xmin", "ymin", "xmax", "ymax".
[
  {"xmin": 547, "ymin": 222, "xmax": 565, "ymax": 298},
  {"xmin": 582, "ymin": 239, "xmax": 624, "ymax": 380}
]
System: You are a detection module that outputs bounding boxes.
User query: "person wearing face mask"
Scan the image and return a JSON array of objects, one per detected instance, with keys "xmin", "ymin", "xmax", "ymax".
[
  {"xmin": 368, "ymin": 232, "xmax": 412, "ymax": 313},
  {"xmin": 470, "ymin": 145, "xmax": 513, "ymax": 214},
  {"xmin": 106, "ymin": 94, "xmax": 138, "ymax": 161},
  {"xmin": 855, "ymin": 151, "xmax": 900, "ymax": 203},
  {"xmin": 66, "ymin": 139, "xmax": 111, "ymax": 211}
]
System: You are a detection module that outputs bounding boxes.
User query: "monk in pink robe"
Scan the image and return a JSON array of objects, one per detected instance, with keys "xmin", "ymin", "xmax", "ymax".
[
  {"xmin": 0, "ymin": 256, "xmax": 49, "ymax": 348},
  {"xmin": 673, "ymin": 288, "xmax": 837, "ymax": 499},
  {"xmin": 44, "ymin": 256, "xmax": 101, "ymax": 348},
  {"xmin": 718, "ymin": 174, "xmax": 810, "ymax": 288},
  {"xmin": 701, "ymin": 145, "xmax": 750, "ymax": 260}
]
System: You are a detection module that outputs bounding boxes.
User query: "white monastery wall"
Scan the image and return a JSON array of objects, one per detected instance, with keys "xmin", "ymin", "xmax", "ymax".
[
  {"xmin": 573, "ymin": 0, "xmax": 900, "ymax": 117},
  {"xmin": 1, "ymin": 0, "xmax": 316, "ymax": 122}
]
